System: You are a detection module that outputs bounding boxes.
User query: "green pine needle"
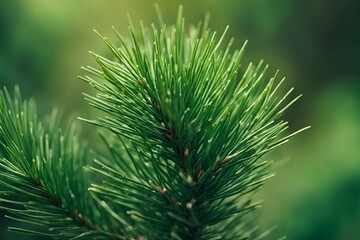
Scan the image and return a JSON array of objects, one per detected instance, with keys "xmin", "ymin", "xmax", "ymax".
[
  {"xmin": 80, "ymin": 6, "xmax": 309, "ymax": 240},
  {"xmin": 0, "ymin": 87, "xmax": 122, "ymax": 239},
  {"xmin": 0, "ymin": 5, "xmax": 309, "ymax": 240}
]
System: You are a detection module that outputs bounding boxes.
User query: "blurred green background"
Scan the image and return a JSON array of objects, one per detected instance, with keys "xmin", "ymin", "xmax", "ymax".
[{"xmin": 0, "ymin": 0, "xmax": 359, "ymax": 239}]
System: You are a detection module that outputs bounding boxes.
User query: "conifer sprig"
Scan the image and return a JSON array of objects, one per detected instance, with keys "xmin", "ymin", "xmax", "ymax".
[
  {"xmin": 0, "ymin": 6, "xmax": 309, "ymax": 240},
  {"xmin": 80, "ymin": 6, "xmax": 309, "ymax": 239},
  {"xmin": 0, "ymin": 87, "xmax": 121, "ymax": 239}
]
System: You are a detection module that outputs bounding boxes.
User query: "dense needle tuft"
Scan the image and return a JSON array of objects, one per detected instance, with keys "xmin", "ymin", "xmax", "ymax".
[
  {"xmin": 80, "ymin": 6, "xmax": 308, "ymax": 240},
  {"xmin": 0, "ymin": 87, "xmax": 122, "ymax": 239},
  {"xmin": 0, "ymin": 6, "xmax": 308, "ymax": 240}
]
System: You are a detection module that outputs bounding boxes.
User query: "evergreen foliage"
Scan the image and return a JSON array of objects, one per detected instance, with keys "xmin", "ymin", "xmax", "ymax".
[
  {"xmin": 0, "ymin": 6, "xmax": 308, "ymax": 240},
  {"xmin": 0, "ymin": 87, "xmax": 121, "ymax": 239}
]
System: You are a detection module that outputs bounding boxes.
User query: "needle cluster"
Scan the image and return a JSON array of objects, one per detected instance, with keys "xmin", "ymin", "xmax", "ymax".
[{"xmin": 0, "ymin": 6, "xmax": 308, "ymax": 240}]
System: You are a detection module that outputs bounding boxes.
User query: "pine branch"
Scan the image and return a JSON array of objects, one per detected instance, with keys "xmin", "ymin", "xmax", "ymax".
[
  {"xmin": 81, "ymin": 6, "xmax": 309, "ymax": 239},
  {"xmin": 0, "ymin": 87, "xmax": 122, "ymax": 239},
  {"xmin": 0, "ymin": 5, "xmax": 309, "ymax": 240}
]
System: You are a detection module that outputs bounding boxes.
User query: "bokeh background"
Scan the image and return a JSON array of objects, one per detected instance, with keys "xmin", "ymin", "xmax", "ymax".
[{"xmin": 1, "ymin": 0, "xmax": 359, "ymax": 239}]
